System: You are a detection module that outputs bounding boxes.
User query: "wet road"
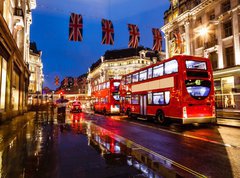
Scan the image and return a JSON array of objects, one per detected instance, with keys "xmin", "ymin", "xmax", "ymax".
[
  {"xmin": 0, "ymin": 110, "xmax": 240, "ymax": 177},
  {"xmin": 0, "ymin": 112, "xmax": 146, "ymax": 178}
]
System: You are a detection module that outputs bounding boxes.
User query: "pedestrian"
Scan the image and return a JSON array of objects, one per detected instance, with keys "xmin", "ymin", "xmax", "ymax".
[
  {"xmin": 229, "ymin": 92, "xmax": 235, "ymax": 108},
  {"xmin": 224, "ymin": 95, "xmax": 229, "ymax": 108}
]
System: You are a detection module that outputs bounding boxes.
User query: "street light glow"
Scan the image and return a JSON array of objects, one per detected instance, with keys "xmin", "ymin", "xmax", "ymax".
[{"xmin": 199, "ymin": 26, "xmax": 208, "ymax": 36}]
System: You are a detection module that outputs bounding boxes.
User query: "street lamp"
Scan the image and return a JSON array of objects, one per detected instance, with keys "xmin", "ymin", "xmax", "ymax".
[{"xmin": 199, "ymin": 26, "xmax": 208, "ymax": 37}]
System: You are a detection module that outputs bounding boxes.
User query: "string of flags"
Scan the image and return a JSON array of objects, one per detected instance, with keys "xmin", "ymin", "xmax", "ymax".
[
  {"xmin": 69, "ymin": 13, "xmax": 162, "ymax": 52},
  {"xmin": 55, "ymin": 76, "xmax": 84, "ymax": 87}
]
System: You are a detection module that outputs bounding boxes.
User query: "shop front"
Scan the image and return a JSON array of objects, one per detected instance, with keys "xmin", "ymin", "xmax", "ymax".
[{"xmin": 214, "ymin": 66, "xmax": 240, "ymax": 110}]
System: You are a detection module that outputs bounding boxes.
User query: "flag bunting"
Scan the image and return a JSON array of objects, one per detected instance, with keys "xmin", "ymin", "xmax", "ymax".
[
  {"xmin": 101, "ymin": 19, "xmax": 114, "ymax": 45},
  {"xmin": 128, "ymin": 24, "xmax": 140, "ymax": 48},
  {"xmin": 152, "ymin": 28, "xmax": 162, "ymax": 52},
  {"xmin": 69, "ymin": 13, "xmax": 83, "ymax": 41}
]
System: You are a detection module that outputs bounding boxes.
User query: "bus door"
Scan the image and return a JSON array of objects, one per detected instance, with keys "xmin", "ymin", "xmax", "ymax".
[{"xmin": 140, "ymin": 95, "xmax": 147, "ymax": 115}]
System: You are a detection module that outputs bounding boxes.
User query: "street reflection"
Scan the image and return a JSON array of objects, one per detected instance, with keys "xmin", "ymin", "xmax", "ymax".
[{"xmin": 0, "ymin": 111, "xmax": 212, "ymax": 178}]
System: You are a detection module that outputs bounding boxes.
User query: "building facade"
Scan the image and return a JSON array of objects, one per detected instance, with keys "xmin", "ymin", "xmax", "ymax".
[
  {"xmin": 161, "ymin": 0, "xmax": 240, "ymax": 110},
  {"xmin": 0, "ymin": 0, "xmax": 36, "ymax": 121},
  {"xmin": 87, "ymin": 47, "xmax": 162, "ymax": 96},
  {"xmin": 29, "ymin": 42, "xmax": 43, "ymax": 94}
]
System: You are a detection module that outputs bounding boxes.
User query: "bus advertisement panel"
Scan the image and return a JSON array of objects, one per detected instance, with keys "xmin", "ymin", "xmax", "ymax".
[
  {"xmin": 92, "ymin": 79, "xmax": 120, "ymax": 115},
  {"xmin": 120, "ymin": 55, "xmax": 216, "ymax": 125}
]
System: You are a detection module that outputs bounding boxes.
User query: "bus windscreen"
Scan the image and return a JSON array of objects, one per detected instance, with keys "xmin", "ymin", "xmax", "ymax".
[{"xmin": 185, "ymin": 80, "xmax": 211, "ymax": 100}]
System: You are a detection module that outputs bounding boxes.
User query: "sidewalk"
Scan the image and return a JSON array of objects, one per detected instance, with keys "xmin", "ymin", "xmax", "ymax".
[{"xmin": 216, "ymin": 109, "xmax": 240, "ymax": 128}]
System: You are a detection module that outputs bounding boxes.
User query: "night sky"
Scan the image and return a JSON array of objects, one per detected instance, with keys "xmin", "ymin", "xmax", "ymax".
[{"xmin": 30, "ymin": 0, "xmax": 170, "ymax": 89}]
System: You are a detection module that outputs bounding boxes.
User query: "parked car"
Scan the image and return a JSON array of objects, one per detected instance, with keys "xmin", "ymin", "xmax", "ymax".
[{"xmin": 70, "ymin": 101, "xmax": 82, "ymax": 113}]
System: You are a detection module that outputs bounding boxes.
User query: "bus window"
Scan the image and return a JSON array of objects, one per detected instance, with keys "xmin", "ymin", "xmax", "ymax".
[
  {"xmin": 148, "ymin": 68, "xmax": 152, "ymax": 79},
  {"xmin": 126, "ymin": 75, "xmax": 131, "ymax": 84},
  {"xmin": 186, "ymin": 60, "xmax": 207, "ymax": 70},
  {"xmin": 113, "ymin": 92, "xmax": 120, "ymax": 101},
  {"xmin": 132, "ymin": 95, "xmax": 139, "ymax": 104},
  {"xmin": 165, "ymin": 91, "xmax": 170, "ymax": 104},
  {"xmin": 139, "ymin": 70, "xmax": 147, "ymax": 81},
  {"xmin": 132, "ymin": 73, "xmax": 139, "ymax": 83},
  {"xmin": 113, "ymin": 82, "xmax": 120, "ymax": 91},
  {"xmin": 106, "ymin": 82, "xmax": 110, "ymax": 88},
  {"xmin": 185, "ymin": 80, "xmax": 211, "ymax": 100},
  {"xmin": 153, "ymin": 64, "xmax": 163, "ymax": 77},
  {"xmin": 153, "ymin": 92, "xmax": 164, "ymax": 105},
  {"xmin": 148, "ymin": 93, "xmax": 152, "ymax": 104},
  {"xmin": 165, "ymin": 60, "xmax": 178, "ymax": 74}
]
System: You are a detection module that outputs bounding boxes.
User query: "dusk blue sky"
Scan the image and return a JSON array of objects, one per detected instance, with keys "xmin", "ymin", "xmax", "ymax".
[{"xmin": 30, "ymin": 0, "xmax": 170, "ymax": 90}]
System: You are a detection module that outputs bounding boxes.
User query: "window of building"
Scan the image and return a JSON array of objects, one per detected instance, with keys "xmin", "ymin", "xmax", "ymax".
[
  {"xmin": 153, "ymin": 64, "xmax": 163, "ymax": 77},
  {"xmin": 223, "ymin": 20, "xmax": 233, "ymax": 38},
  {"xmin": 195, "ymin": 17, "xmax": 202, "ymax": 26},
  {"xmin": 225, "ymin": 46, "xmax": 235, "ymax": 67},
  {"xmin": 209, "ymin": 52, "xmax": 218, "ymax": 70},
  {"xmin": 222, "ymin": 0, "xmax": 231, "ymax": 13},
  {"xmin": 0, "ymin": 58, "xmax": 7, "ymax": 110},
  {"xmin": 209, "ymin": 11, "xmax": 215, "ymax": 20},
  {"xmin": 196, "ymin": 36, "xmax": 203, "ymax": 48},
  {"xmin": 194, "ymin": 0, "xmax": 201, "ymax": 6}
]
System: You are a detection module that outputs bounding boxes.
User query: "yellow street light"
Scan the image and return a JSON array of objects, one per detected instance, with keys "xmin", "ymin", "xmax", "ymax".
[{"xmin": 199, "ymin": 26, "xmax": 208, "ymax": 37}]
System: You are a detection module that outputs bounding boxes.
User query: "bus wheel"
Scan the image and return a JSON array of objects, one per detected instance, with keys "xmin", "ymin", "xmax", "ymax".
[{"xmin": 156, "ymin": 110, "xmax": 166, "ymax": 125}]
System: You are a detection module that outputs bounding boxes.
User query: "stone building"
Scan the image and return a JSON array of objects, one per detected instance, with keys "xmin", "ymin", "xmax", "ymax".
[
  {"xmin": 87, "ymin": 47, "xmax": 162, "ymax": 96},
  {"xmin": 0, "ymin": 0, "xmax": 36, "ymax": 121},
  {"xmin": 161, "ymin": 0, "xmax": 240, "ymax": 109},
  {"xmin": 28, "ymin": 42, "xmax": 43, "ymax": 94}
]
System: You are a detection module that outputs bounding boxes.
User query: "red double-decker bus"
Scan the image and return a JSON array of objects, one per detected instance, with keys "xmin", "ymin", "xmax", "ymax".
[
  {"xmin": 92, "ymin": 79, "xmax": 121, "ymax": 115},
  {"xmin": 120, "ymin": 55, "xmax": 216, "ymax": 125}
]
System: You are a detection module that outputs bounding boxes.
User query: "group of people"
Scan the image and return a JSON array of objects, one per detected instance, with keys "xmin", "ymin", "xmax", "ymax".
[{"xmin": 224, "ymin": 92, "xmax": 235, "ymax": 108}]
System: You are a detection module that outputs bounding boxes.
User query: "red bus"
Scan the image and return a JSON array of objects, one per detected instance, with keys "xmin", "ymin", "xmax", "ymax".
[
  {"xmin": 120, "ymin": 55, "xmax": 216, "ymax": 125},
  {"xmin": 92, "ymin": 79, "xmax": 121, "ymax": 115}
]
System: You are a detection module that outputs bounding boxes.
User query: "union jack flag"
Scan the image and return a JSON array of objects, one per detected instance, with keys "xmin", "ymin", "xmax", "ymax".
[
  {"xmin": 152, "ymin": 28, "xmax": 162, "ymax": 51},
  {"xmin": 55, "ymin": 76, "xmax": 59, "ymax": 86},
  {"xmin": 69, "ymin": 13, "xmax": 83, "ymax": 41},
  {"xmin": 101, "ymin": 19, "xmax": 114, "ymax": 45},
  {"xmin": 64, "ymin": 77, "xmax": 68, "ymax": 86},
  {"xmin": 173, "ymin": 32, "xmax": 183, "ymax": 53},
  {"xmin": 128, "ymin": 24, "xmax": 140, "ymax": 48},
  {"xmin": 74, "ymin": 78, "xmax": 78, "ymax": 87}
]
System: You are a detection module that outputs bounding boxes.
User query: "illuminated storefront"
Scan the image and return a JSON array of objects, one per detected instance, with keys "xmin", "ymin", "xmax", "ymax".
[{"xmin": 161, "ymin": 0, "xmax": 240, "ymax": 110}]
